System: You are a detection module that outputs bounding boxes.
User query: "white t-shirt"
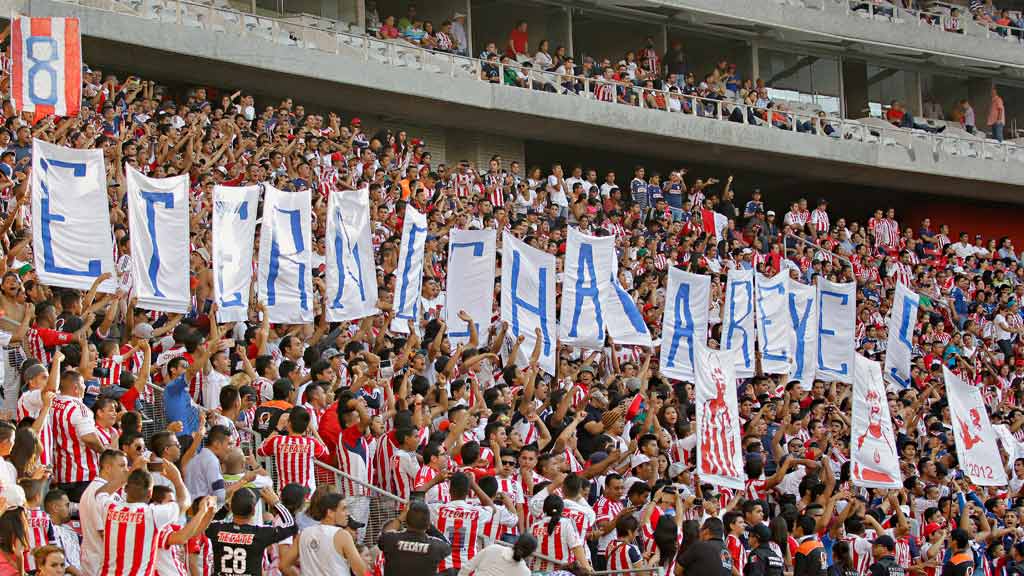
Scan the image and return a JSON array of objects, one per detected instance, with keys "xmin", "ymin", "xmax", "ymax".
[
  {"xmin": 203, "ymin": 370, "xmax": 231, "ymax": 411},
  {"xmin": 546, "ymin": 175, "xmax": 568, "ymax": 207}
]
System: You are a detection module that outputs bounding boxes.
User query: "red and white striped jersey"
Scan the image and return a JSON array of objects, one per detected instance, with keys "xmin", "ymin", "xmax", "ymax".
[
  {"xmin": 256, "ymin": 434, "xmax": 328, "ymax": 494},
  {"xmin": 98, "ymin": 356, "xmax": 125, "ymax": 389},
  {"xmin": 186, "ymin": 534, "xmax": 212, "ymax": 576},
  {"xmin": 99, "ymin": 501, "xmax": 179, "ymax": 576},
  {"xmin": 529, "ymin": 516, "xmax": 581, "ymax": 573},
  {"xmin": 414, "ymin": 465, "xmax": 451, "ymax": 506},
  {"xmin": 810, "ymin": 208, "xmax": 829, "ymax": 234},
  {"xmin": 336, "ymin": 425, "xmax": 370, "ymax": 497},
  {"xmin": 155, "ymin": 523, "xmax": 189, "ymax": 576},
  {"xmin": 840, "ymin": 532, "xmax": 874, "ymax": 574},
  {"xmin": 17, "ymin": 388, "xmax": 52, "ymax": 466},
  {"xmin": 371, "ymin": 430, "xmax": 399, "ymax": 494},
  {"xmin": 84, "ymin": 426, "xmax": 119, "ymax": 479},
  {"xmin": 435, "ymin": 499, "xmax": 492, "ymax": 571},
  {"xmin": 391, "ymin": 448, "xmax": 419, "ymax": 501},
  {"xmin": 24, "ymin": 327, "xmax": 74, "ymax": 365},
  {"xmin": 23, "ymin": 507, "xmax": 53, "ymax": 572},
  {"xmin": 726, "ymin": 533, "xmax": 748, "ymax": 574},
  {"xmin": 606, "ymin": 539, "xmax": 642, "ymax": 572},
  {"xmin": 894, "ymin": 536, "xmax": 912, "ymax": 569},
  {"xmin": 495, "ymin": 475, "xmax": 525, "ymax": 536},
  {"xmin": 562, "ymin": 498, "xmax": 596, "ymax": 560},
  {"xmin": 51, "ymin": 394, "xmax": 100, "ymax": 484},
  {"xmin": 593, "ymin": 496, "xmax": 624, "ymax": 554}
]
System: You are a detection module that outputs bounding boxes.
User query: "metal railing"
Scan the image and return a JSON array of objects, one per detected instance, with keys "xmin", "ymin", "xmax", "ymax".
[{"xmin": 52, "ymin": 0, "xmax": 1024, "ymax": 167}]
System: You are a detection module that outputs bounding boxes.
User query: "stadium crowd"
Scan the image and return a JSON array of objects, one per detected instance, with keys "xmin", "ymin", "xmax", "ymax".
[{"xmin": 0, "ymin": 19, "xmax": 1022, "ymax": 576}]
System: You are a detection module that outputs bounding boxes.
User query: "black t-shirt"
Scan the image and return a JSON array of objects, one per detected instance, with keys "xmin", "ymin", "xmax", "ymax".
[
  {"xmin": 205, "ymin": 516, "xmax": 297, "ymax": 576},
  {"xmin": 576, "ymin": 405, "xmax": 604, "ymax": 457},
  {"xmin": 677, "ymin": 538, "xmax": 731, "ymax": 576},
  {"xmin": 869, "ymin": 556, "xmax": 905, "ymax": 576},
  {"xmin": 378, "ymin": 529, "xmax": 451, "ymax": 576}
]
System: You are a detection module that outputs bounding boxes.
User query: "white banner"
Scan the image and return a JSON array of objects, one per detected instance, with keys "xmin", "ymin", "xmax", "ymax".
[
  {"xmin": 10, "ymin": 17, "xmax": 82, "ymax": 117},
  {"xmin": 816, "ymin": 278, "xmax": 856, "ymax": 384},
  {"xmin": 884, "ymin": 283, "xmax": 920, "ymax": 390},
  {"xmin": 501, "ymin": 232, "xmax": 557, "ymax": 375},
  {"xmin": 659, "ymin": 268, "xmax": 709, "ymax": 382},
  {"xmin": 723, "ymin": 269, "xmax": 755, "ymax": 378},
  {"xmin": 390, "ymin": 205, "xmax": 428, "ymax": 334},
  {"xmin": 787, "ymin": 281, "xmax": 819, "ymax": 390},
  {"xmin": 850, "ymin": 354, "xmax": 902, "ymax": 488},
  {"xmin": 212, "ymin": 185, "xmax": 260, "ymax": 323},
  {"xmin": 945, "ymin": 367, "xmax": 1008, "ymax": 486},
  {"xmin": 560, "ymin": 228, "xmax": 614, "ymax": 349},
  {"xmin": 754, "ymin": 273, "xmax": 793, "ymax": 375},
  {"xmin": 258, "ymin": 185, "xmax": 313, "ymax": 324},
  {"xmin": 604, "ymin": 261, "xmax": 653, "ymax": 348},
  {"xmin": 694, "ymin": 346, "xmax": 744, "ymax": 490},
  {"xmin": 446, "ymin": 229, "xmax": 496, "ymax": 346},
  {"xmin": 31, "ymin": 139, "xmax": 116, "ymax": 293},
  {"xmin": 125, "ymin": 166, "xmax": 190, "ymax": 313},
  {"xmin": 325, "ymin": 188, "xmax": 379, "ymax": 322}
]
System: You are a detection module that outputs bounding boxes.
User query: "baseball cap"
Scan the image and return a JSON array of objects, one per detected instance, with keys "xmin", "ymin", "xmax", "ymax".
[
  {"xmin": 322, "ymin": 348, "xmax": 341, "ymax": 361},
  {"xmin": 750, "ymin": 524, "xmax": 772, "ymax": 542},
  {"xmin": 923, "ymin": 523, "xmax": 942, "ymax": 539},
  {"xmin": 667, "ymin": 462, "xmax": 687, "ymax": 479},
  {"xmin": 767, "ymin": 210, "xmax": 776, "ymax": 216},
  {"xmin": 23, "ymin": 363, "xmax": 47, "ymax": 382},
  {"xmin": 347, "ymin": 517, "xmax": 365, "ymax": 530},
  {"xmin": 630, "ymin": 454, "xmax": 651, "ymax": 469},
  {"xmin": 133, "ymin": 323, "xmax": 154, "ymax": 339}
]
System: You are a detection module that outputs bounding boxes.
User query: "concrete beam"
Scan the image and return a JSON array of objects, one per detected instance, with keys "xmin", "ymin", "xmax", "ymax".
[
  {"xmin": 11, "ymin": 0, "xmax": 1024, "ymax": 204},
  {"xmin": 767, "ymin": 55, "xmax": 818, "ymax": 85}
]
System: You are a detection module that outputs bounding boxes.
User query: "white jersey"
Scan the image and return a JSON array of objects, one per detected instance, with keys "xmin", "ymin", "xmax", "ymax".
[
  {"xmin": 298, "ymin": 524, "xmax": 350, "ymax": 576},
  {"xmin": 81, "ymin": 478, "xmax": 123, "ymax": 576},
  {"xmin": 99, "ymin": 500, "xmax": 179, "ymax": 576}
]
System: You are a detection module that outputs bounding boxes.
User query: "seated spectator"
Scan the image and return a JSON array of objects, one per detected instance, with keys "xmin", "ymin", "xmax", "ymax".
[
  {"xmin": 379, "ymin": 15, "xmax": 399, "ymax": 40},
  {"xmin": 945, "ymin": 8, "xmax": 964, "ymax": 33},
  {"xmin": 885, "ymin": 100, "xmax": 945, "ymax": 133}
]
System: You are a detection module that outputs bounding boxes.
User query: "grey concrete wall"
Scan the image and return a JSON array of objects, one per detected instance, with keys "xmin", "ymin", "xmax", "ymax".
[
  {"xmin": 9, "ymin": 0, "xmax": 1024, "ymax": 203},
  {"xmin": 667, "ymin": 29, "xmax": 751, "ymax": 83},
  {"xmin": 573, "ymin": 12, "xmax": 661, "ymax": 66},
  {"xmin": 469, "ymin": 1, "xmax": 569, "ymax": 57},
  {"xmin": 843, "ymin": 59, "xmax": 869, "ymax": 118}
]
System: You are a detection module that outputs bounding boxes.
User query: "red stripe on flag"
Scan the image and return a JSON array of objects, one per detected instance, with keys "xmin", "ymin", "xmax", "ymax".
[
  {"xmin": 29, "ymin": 18, "xmax": 54, "ymax": 119},
  {"xmin": 63, "ymin": 18, "xmax": 81, "ymax": 117},
  {"xmin": 10, "ymin": 18, "xmax": 23, "ymax": 113}
]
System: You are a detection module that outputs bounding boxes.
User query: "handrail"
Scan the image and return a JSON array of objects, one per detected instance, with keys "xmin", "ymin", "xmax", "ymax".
[
  {"xmin": 51, "ymin": 0, "xmax": 1023, "ymax": 163},
  {"xmin": 313, "ymin": 458, "xmax": 409, "ymax": 504}
]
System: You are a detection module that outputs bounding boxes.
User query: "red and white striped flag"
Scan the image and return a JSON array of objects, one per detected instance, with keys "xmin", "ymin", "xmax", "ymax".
[
  {"xmin": 695, "ymin": 345, "xmax": 744, "ymax": 490},
  {"xmin": 10, "ymin": 16, "xmax": 82, "ymax": 118}
]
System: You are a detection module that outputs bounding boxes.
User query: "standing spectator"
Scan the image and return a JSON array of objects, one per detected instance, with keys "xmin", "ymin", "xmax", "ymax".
[
  {"xmin": 378, "ymin": 501, "xmax": 451, "ymax": 575},
  {"xmin": 989, "ymin": 85, "xmax": 1005, "ymax": 142},
  {"xmin": 281, "ymin": 492, "xmax": 369, "ymax": 576},
  {"xmin": 663, "ymin": 40, "xmax": 687, "ymax": 83},
  {"xmin": 52, "ymin": 366, "xmax": 110, "ymax": 501},
  {"xmin": 183, "ymin": 425, "xmax": 235, "ymax": 506},
  {"xmin": 80, "ymin": 449, "xmax": 128, "ymax": 576},
  {"xmin": 256, "ymin": 406, "xmax": 328, "ymax": 494},
  {"xmin": 506, "ymin": 21, "xmax": 529, "ymax": 62},
  {"xmin": 450, "ymin": 13, "xmax": 468, "ymax": 55}
]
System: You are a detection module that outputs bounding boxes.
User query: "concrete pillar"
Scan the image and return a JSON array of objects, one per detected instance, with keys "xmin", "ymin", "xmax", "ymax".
[
  {"xmin": 659, "ymin": 23, "xmax": 668, "ymax": 58},
  {"xmin": 750, "ymin": 39, "xmax": 760, "ymax": 84},
  {"xmin": 566, "ymin": 6, "xmax": 573, "ymax": 56},
  {"xmin": 466, "ymin": 0, "xmax": 473, "ymax": 55},
  {"xmin": 908, "ymin": 70, "xmax": 922, "ymax": 117},
  {"xmin": 968, "ymin": 77, "xmax": 994, "ymax": 132},
  {"xmin": 841, "ymin": 59, "xmax": 869, "ymax": 119}
]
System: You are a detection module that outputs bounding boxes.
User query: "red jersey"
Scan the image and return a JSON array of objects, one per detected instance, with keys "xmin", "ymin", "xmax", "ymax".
[
  {"xmin": 593, "ymin": 496, "xmax": 624, "ymax": 555},
  {"xmin": 529, "ymin": 517, "xmax": 581, "ymax": 573},
  {"xmin": 726, "ymin": 533, "xmax": 749, "ymax": 574},
  {"xmin": 99, "ymin": 501, "xmax": 179, "ymax": 576},
  {"xmin": 51, "ymin": 394, "xmax": 99, "ymax": 484},
  {"xmin": 256, "ymin": 434, "xmax": 328, "ymax": 494},
  {"xmin": 23, "ymin": 507, "xmax": 53, "ymax": 571},
  {"xmin": 606, "ymin": 539, "xmax": 642, "ymax": 572},
  {"xmin": 435, "ymin": 499, "xmax": 492, "ymax": 571}
]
